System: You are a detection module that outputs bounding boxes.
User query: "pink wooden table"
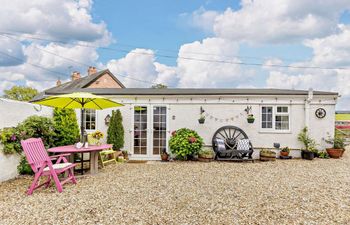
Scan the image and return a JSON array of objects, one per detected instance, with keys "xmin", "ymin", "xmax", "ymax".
[{"xmin": 48, "ymin": 144, "xmax": 113, "ymax": 175}]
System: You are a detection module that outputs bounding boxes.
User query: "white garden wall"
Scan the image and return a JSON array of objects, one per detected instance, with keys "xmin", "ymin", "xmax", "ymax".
[{"xmin": 0, "ymin": 98, "xmax": 52, "ymax": 182}]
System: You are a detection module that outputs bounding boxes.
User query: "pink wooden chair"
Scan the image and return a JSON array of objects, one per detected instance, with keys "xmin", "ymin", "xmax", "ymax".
[{"xmin": 21, "ymin": 138, "xmax": 77, "ymax": 195}]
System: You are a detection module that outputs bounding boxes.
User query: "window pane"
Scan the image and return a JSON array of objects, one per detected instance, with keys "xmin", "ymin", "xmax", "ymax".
[
  {"xmin": 277, "ymin": 106, "xmax": 288, "ymax": 113},
  {"xmin": 275, "ymin": 115, "xmax": 289, "ymax": 130}
]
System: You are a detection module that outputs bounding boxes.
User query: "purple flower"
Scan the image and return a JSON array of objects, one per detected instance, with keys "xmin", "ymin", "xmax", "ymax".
[{"xmin": 10, "ymin": 134, "xmax": 17, "ymax": 141}]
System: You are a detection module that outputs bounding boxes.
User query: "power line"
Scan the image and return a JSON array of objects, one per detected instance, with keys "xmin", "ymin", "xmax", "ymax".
[
  {"xmin": 2, "ymin": 30, "xmax": 349, "ymax": 71},
  {"xmin": 0, "ymin": 34, "xmax": 171, "ymax": 86}
]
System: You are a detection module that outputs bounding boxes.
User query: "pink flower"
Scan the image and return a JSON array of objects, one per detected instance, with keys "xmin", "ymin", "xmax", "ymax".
[{"xmin": 188, "ymin": 137, "xmax": 197, "ymax": 143}]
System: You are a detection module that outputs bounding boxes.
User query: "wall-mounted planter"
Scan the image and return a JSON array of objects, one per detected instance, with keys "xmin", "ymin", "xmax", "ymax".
[
  {"xmin": 198, "ymin": 118, "xmax": 205, "ymax": 124},
  {"xmin": 247, "ymin": 118, "xmax": 255, "ymax": 123}
]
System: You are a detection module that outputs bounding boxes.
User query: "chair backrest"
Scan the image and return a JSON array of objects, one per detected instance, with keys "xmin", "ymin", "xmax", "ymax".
[{"xmin": 21, "ymin": 138, "xmax": 50, "ymax": 173}]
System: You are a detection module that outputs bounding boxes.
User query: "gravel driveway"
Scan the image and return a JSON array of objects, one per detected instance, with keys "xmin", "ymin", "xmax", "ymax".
[{"xmin": 1, "ymin": 152, "xmax": 350, "ymax": 225}]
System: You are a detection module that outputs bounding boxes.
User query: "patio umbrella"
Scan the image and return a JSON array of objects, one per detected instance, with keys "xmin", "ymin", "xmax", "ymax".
[{"xmin": 31, "ymin": 92, "xmax": 124, "ymax": 141}]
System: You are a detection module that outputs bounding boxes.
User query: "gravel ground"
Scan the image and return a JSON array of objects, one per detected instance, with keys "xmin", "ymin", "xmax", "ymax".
[{"xmin": 1, "ymin": 151, "xmax": 350, "ymax": 225}]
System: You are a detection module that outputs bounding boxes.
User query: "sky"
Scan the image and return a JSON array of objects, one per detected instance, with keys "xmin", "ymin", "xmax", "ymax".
[{"xmin": 0, "ymin": 0, "xmax": 350, "ymax": 108}]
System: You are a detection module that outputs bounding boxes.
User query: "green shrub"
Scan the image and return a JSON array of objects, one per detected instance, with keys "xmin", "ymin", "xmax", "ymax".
[
  {"xmin": 17, "ymin": 156, "xmax": 34, "ymax": 175},
  {"xmin": 107, "ymin": 110, "xmax": 124, "ymax": 150},
  {"xmin": 0, "ymin": 116, "xmax": 56, "ymax": 174},
  {"xmin": 53, "ymin": 108, "xmax": 80, "ymax": 146},
  {"xmin": 169, "ymin": 128, "xmax": 204, "ymax": 160}
]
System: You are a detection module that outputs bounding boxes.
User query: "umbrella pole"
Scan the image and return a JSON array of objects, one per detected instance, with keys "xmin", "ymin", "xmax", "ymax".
[
  {"xmin": 81, "ymin": 108, "xmax": 85, "ymax": 142},
  {"xmin": 80, "ymin": 108, "xmax": 85, "ymax": 175}
]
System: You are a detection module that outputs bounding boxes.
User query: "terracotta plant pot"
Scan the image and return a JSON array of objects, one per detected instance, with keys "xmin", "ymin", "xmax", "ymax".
[
  {"xmin": 161, "ymin": 153, "xmax": 169, "ymax": 161},
  {"xmin": 280, "ymin": 151, "xmax": 289, "ymax": 157},
  {"xmin": 326, "ymin": 148, "xmax": 344, "ymax": 159}
]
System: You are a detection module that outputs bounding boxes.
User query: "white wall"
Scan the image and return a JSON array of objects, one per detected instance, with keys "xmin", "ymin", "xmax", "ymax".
[
  {"xmin": 88, "ymin": 94, "xmax": 337, "ymax": 160},
  {"xmin": 0, "ymin": 98, "xmax": 52, "ymax": 182}
]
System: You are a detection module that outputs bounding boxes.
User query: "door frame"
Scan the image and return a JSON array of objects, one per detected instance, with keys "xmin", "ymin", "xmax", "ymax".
[{"xmin": 130, "ymin": 104, "xmax": 169, "ymax": 160}]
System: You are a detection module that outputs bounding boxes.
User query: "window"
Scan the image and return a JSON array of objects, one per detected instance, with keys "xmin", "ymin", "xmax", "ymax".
[
  {"xmin": 84, "ymin": 109, "xmax": 96, "ymax": 130},
  {"xmin": 261, "ymin": 106, "xmax": 273, "ymax": 129},
  {"xmin": 261, "ymin": 106, "xmax": 289, "ymax": 131},
  {"xmin": 275, "ymin": 106, "xmax": 289, "ymax": 130}
]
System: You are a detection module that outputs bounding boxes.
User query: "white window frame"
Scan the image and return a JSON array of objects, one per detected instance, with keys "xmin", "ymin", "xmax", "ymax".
[
  {"xmin": 84, "ymin": 109, "xmax": 97, "ymax": 132},
  {"xmin": 260, "ymin": 105, "xmax": 291, "ymax": 133}
]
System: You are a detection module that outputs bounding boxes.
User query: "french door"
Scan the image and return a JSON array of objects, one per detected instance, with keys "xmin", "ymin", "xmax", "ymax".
[{"xmin": 133, "ymin": 105, "xmax": 168, "ymax": 159}]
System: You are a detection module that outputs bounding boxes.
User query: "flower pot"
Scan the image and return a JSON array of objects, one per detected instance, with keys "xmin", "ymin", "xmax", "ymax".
[
  {"xmin": 161, "ymin": 153, "xmax": 169, "ymax": 161},
  {"xmin": 280, "ymin": 151, "xmax": 289, "ymax": 157},
  {"xmin": 198, "ymin": 118, "xmax": 205, "ymax": 124},
  {"xmin": 326, "ymin": 148, "xmax": 344, "ymax": 158},
  {"xmin": 260, "ymin": 151, "xmax": 276, "ymax": 161},
  {"xmin": 301, "ymin": 150, "xmax": 314, "ymax": 160},
  {"xmin": 198, "ymin": 154, "xmax": 214, "ymax": 162},
  {"xmin": 247, "ymin": 118, "xmax": 255, "ymax": 123}
]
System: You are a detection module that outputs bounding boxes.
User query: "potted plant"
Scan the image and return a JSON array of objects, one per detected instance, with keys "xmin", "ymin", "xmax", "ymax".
[
  {"xmin": 169, "ymin": 128, "xmax": 204, "ymax": 160},
  {"xmin": 247, "ymin": 114, "xmax": 255, "ymax": 123},
  {"xmin": 280, "ymin": 147, "xmax": 290, "ymax": 156},
  {"xmin": 161, "ymin": 149, "xmax": 169, "ymax": 161},
  {"xmin": 198, "ymin": 147, "xmax": 214, "ymax": 162},
  {"xmin": 91, "ymin": 130, "xmax": 104, "ymax": 145},
  {"xmin": 198, "ymin": 114, "xmax": 205, "ymax": 124},
  {"xmin": 318, "ymin": 151, "xmax": 329, "ymax": 159},
  {"xmin": 122, "ymin": 150, "xmax": 129, "ymax": 160},
  {"xmin": 325, "ymin": 134, "xmax": 345, "ymax": 158},
  {"xmin": 260, "ymin": 149, "xmax": 276, "ymax": 161},
  {"xmin": 298, "ymin": 127, "xmax": 316, "ymax": 160}
]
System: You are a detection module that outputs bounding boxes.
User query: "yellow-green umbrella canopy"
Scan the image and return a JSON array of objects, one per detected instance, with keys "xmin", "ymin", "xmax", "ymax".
[
  {"xmin": 32, "ymin": 92, "xmax": 123, "ymax": 109},
  {"xmin": 32, "ymin": 92, "xmax": 123, "ymax": 143}
]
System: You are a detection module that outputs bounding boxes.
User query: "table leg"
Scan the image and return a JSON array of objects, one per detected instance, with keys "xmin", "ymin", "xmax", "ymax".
[{"xmin": 90, "ymin": 151, "xmax": 99, "ymax": 175}]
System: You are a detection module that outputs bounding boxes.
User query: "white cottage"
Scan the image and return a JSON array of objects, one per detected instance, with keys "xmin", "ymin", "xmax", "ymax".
[{"xmin": 34, "ymin": 68, "xmax": 338, "ymax": 160}]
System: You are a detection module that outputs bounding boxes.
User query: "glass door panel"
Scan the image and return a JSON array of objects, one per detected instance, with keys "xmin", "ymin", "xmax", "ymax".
[
  {"xmin": 134, "ymin": 106, "xmax": 148, "ymax": 155},
  {"xmin": 153, "ymin": 106, "xmax": 167, "ymax": 155}
]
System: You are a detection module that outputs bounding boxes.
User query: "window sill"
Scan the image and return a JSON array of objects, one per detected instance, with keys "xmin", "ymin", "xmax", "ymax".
[{"xmin": 258, "ymin": 130, "xmax": 291, "ymax": 134}]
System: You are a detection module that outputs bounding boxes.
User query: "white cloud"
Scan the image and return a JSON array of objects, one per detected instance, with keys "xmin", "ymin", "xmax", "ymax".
[
  {"xmin": 193, "ymin": 0, "xmax": 350, "ymax": 43},
  {"xmin": 177, "ymin": 37, "xmax": 254, "ymax": 87},
  {"xmin": 190, "ymin": 7, "xmax": 219, "ymax": 33},
  {"xmin": 0, "ymin": 0, "xmax": 110, "ymax": 93},
  {"xmin": 107, "ymin": 49, "xmax": 177, "ymax": 88},
  {"xmin": 0, "ymin": 0, "xmax": 111, "ymax": 43},
  {"xmin": 265, "ymin": 25, "xmax": 350, "ymax": 109}
]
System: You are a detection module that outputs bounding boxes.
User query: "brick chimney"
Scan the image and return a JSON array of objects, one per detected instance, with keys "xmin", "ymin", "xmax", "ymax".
[
  {"xmin": 88, "ymin": 66, "xmax": 97, "ymax": 75},
  {"xmin": 56, "ymin": 79, "xmax": 62, "ymax": 86},
  {"xmin": 71, "ymin": 71, "xmax": 81, "ymax": 80}
]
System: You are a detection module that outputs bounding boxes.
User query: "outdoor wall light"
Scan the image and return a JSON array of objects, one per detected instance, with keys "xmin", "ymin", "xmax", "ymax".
[{"xmin": 104, "ymin": 114, "xmax": 111, "ymax": 125}]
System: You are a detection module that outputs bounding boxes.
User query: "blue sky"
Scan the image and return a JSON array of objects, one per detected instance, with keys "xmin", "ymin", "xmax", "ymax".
[
  {"xmin": 0, "ymin": 0, "xmax": 350, "ymax": 108},
  {"xmin": 92, "ymin": 0, "xmax": 241, "ymax": 65}
]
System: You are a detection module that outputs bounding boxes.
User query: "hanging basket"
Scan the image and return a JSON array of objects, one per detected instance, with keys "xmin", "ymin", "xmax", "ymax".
[
  {"xmin": 198, "ymin": 118, "xmax": 205, "ymax": 124},
  {"xmin": 247, "ymin": 117, "xmax": 255, "ymax": 123}
]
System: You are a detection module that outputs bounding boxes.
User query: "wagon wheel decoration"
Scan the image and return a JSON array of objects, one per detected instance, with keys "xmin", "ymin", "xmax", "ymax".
[
  {"xmin": 212, "ymin": 126, "xmax": 249, "ymax": 150},
  {"xmin": 315, "ymin": 108, "xmax": 326, "ymax": 119}
]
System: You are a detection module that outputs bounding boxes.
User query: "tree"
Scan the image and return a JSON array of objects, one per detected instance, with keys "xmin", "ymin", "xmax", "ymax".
[
  {"xmin": 151, "ymin": 83, "xmax": 168, "ymax": 89},
  {"xmin": 52, "ymin": 108, "xmax": 80, "ymax": 146},
  {"xmin": 107, "ymin": 110, "xmax": 124, "ymax": 150},
  {"xmin": 3, "ymin": 86, "xmax": 38, "ymax": 101}
]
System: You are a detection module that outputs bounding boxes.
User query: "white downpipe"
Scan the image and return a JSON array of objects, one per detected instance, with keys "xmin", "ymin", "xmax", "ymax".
[{"xmin": 305, "ymin": 88, "xmax": 313, "ymax": 128}]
